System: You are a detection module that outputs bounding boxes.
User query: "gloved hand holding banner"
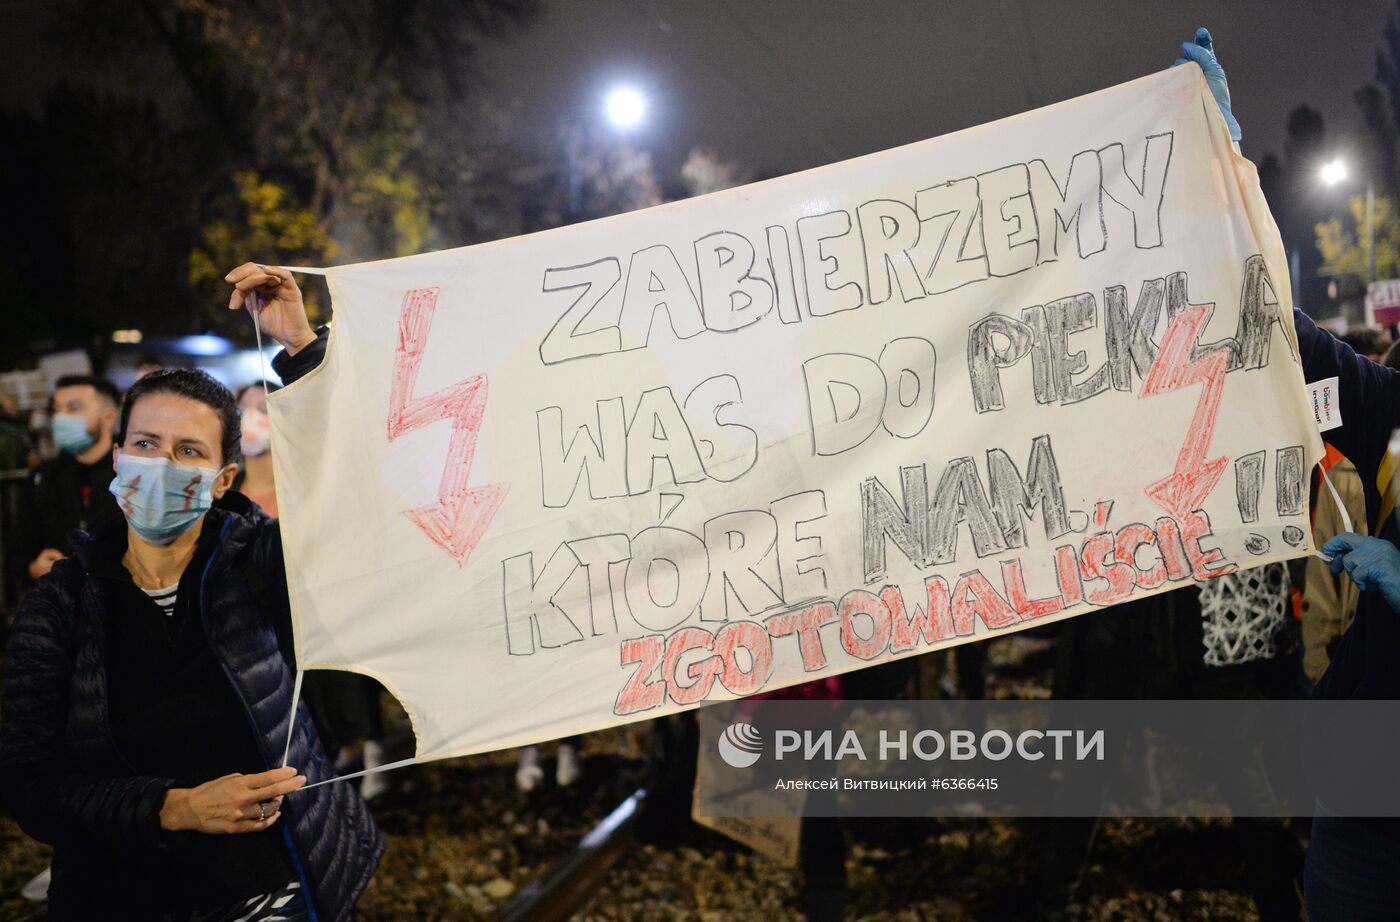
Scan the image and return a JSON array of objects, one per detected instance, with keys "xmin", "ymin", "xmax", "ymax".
[{"xmin": 268, "ymin": 63, "xmax": 1321, "ymax": 762}]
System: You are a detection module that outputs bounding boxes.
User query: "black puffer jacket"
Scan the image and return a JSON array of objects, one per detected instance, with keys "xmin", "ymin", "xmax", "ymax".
[
  {"xmin": 1, "ymin": 495, "xmax": 383, "ymax": 920},
  {"xmin": 0, "ymin": 331, "xmax": 383, "ymax": 920}
]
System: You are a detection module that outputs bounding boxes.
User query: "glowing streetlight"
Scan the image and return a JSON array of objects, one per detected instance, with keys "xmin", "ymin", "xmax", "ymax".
[
  {"xmin": 604, "ymin": 86, "xmax": 647, "ymax": 130},
  {"xmin": 1320, "ymin": 158, "xmax": 1348, "ymax": 186},
  {"xmin": 1319, "ymin": 155, "xmax": 1377, "ymax": 296}
]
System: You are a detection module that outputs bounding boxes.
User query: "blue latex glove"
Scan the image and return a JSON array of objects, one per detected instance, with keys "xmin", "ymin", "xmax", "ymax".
[
  {"xmin": 1173, "ymin": 26, "xmax": 1242, "ymax": 142},
  {"xmin": 1323, "ymin": 532, "xmax": 1400, "ymax": 612}
]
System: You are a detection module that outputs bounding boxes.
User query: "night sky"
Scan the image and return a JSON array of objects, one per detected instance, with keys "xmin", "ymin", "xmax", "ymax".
[
  {"xmin": 474, "ymin": 0, "xmax": 1392, "ymax": 178},
  {"xmin": 1, "ymin": 1, "xmax": 1392, "ymax": 191}
]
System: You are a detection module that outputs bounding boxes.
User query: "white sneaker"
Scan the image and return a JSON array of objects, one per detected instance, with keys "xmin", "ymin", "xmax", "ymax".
[
  {"xmin": 557, "ymin": 743, "xmax": 580, "ymax": 787},
  {"xmin": 20, "ymin": 865, "xmax": 50, "ymax": 901},
  {"xmin": 360, "ymin": 739, "xmax": 389, "ymax": 801},
  {"xmin": 515, "ymin": 745, "xmax": 543, "ymax": 792}
]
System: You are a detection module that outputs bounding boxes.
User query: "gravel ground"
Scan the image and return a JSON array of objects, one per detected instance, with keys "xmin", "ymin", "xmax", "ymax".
[
  {"xmin": 0, "ymin": 635, "xmax": 1295, "ymax": 921},
  {"xmin": 584, "ymin": 815, "xmax": 1269, "ymax": 922}
]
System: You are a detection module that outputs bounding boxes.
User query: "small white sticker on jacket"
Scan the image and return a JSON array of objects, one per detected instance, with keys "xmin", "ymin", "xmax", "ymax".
[{"xmin": 1307, "ymin": 376, "xmax": 1342, "ymax": 432}]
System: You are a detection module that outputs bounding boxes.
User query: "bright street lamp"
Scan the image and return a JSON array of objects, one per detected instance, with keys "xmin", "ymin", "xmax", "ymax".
[
  {"xmin": 1320, "ymin": 156, "xmax": 1375, "ymax": 288},
  {"xmin": 604, "ymin": 86, "xmax": 647, "ymax": 130}
]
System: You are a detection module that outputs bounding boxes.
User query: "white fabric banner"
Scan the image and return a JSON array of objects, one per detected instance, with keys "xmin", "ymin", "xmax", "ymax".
[{"xmin": 269, "ymin": 66, "xmax": 1322, "ymax": 762}]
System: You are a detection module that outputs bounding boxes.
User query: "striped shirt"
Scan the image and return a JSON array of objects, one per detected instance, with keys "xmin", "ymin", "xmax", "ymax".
[
  {"xmin": 141, "ymin": 584, "xmax": 178, "ymax": 618},
  {"xmin": 191, "ymin": 880, "xmax": 306, "ymax": 921}
]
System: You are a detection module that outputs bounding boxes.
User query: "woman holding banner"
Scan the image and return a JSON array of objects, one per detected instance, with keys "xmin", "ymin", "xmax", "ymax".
[
  {"xmin": 0, "ymin": 264, "xmax": 381, "ymax": 921},
  {"xmin": 1177, "ymin": 28, "xmax": 1400, "ymax": 921}
]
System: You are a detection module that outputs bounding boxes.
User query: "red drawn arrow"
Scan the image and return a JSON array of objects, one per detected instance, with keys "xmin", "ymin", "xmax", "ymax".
[
  {"xmin": 1137, "ymin": 303, "xmax": 1230, "ymax": 520},
  {"xmin": 388, "ymin": 287, "xmax": 509, "ymax": 566}
]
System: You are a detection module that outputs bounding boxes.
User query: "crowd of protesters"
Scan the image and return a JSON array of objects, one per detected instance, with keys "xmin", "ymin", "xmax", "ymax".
[{"xmin": 0, "ymin": 26, "xmax": 1397, "ymax": 922}]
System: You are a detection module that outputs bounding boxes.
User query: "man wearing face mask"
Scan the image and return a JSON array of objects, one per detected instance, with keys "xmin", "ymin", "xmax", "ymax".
[
  {"xmin": 0, "ymin": 264, "xmax": 382, "ymax": 921},
  {"xmin": 11, "ymin": 375, "xmax": 123, "ymax": 587}
]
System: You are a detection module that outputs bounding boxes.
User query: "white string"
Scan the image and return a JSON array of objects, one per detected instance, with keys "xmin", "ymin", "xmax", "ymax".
[
  {"xmin": 281, "ymin": 669, "xmax": 305, "ymax": 768},
  {"xmin": 246, "ymin": 267, "xmax": 318, "ymax": 774},
  {"xmin": 246, "ymin": 290, "xmax": 272, "ymax": 398},
  {"xmin": 294, "ymin": 757, "xmax": 420, "ymax": 793},
  {"xmin": 1314, "ymin": 461, "xmax": 1353, "ymax": 562},
  {"xmin": 246, "ymin": 284, "xmax": 297, "ymax": 765}
]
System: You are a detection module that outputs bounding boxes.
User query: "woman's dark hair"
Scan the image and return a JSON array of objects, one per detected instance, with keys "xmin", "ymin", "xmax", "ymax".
[{"xmin": 117, "ymin": 368, "xmax": 242, "ymax": 465}]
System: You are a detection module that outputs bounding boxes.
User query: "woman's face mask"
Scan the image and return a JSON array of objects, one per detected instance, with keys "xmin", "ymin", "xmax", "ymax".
[
  {"xmin": 240, "ymin": 406, "xmax": 272, "ymax": 457},
  {"xmin": 109, "ymin": 453, "xmax": 225, "ymax": 545}
]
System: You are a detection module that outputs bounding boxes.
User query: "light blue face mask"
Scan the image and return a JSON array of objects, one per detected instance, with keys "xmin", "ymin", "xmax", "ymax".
[
  {"xmin": 109, "ymin": 453, "xmax": 222, "ymax": 545},
  {"xmin": 52, "ymin": 413, "xmax": 96, "ymax": 455}
]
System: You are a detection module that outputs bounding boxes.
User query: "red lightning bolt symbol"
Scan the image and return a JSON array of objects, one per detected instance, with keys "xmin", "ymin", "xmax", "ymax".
[
  {"xmin": 387, "ymin": 288, "xmax": 510, "ymax": 566},
  {"xmin": 119, "ymin": 473, "xmax": 142, "ymax": 517},
  {"xmin": 1137, "ymin": 303, "xmax": 1231, "ymax": 520},
  {"xmin": 180, "ymin": 474, "xmax": 203, "ymax": 511}
]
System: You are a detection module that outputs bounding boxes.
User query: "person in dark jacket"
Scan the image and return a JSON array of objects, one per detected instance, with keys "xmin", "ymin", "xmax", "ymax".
[
  {"xmin": 1178, "ymin": 27, "xmax": 1400, "ymax": 920},
  {"xmin": 1035, "ymin": 585, "xmax": 1301, "ymax": 922},
  {"xmin": 0, "ymin": 265, "xmax": 382, "ymax": 921},
  {"xmin": 11, "ymin": 374, "xmax": 124, "ymax": 587},
  {"xmin": 1292, "ymin": 308, "xmax": 1400, "ymax": 921}
]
